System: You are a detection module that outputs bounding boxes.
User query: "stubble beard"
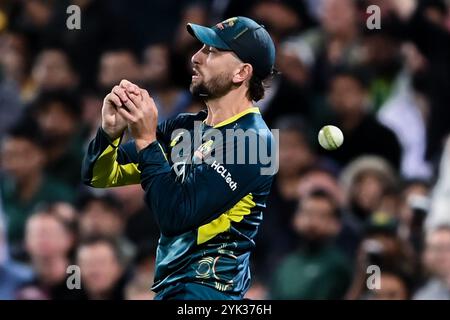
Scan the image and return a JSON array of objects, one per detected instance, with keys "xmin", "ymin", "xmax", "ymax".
[{"xmin": 190, "ymin": 71, "xmax": 236, "ymax": 100}]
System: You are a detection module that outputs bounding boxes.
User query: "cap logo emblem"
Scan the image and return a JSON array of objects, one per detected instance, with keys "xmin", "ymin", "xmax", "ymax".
[{"xmin": 216, "ymin": 17, "xmax": 238, "ymax": 30}]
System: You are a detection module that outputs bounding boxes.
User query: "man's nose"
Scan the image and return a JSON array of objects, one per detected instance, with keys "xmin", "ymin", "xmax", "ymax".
[{"xmin": 191, "ymin": 47, "xmax": 204, "ymax": 65}]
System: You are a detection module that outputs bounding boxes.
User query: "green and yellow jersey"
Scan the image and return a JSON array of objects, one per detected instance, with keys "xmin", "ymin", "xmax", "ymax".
[{"xmin": 82, "ymin": 107, "xmax": 275, "ymax": 297}]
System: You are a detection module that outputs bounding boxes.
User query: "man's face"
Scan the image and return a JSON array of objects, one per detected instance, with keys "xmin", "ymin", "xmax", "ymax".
[
  {"xmin": 1, "ymin": 137, "xmax": 45, "ymax": 180},
  {"xmin": 77, "ymin": 243, "xmax": 123, "ymax": 296},
  {"xmin": 351, "ymin": 172, "xmax": 385, "ymax": 213},
  {"xmin": 25, "ymin": 214, "xmax": 72, "ymax": 259},
  {"xmin": 32, "ymin": 50, "xmax": 76, "ymax": 90},
  {"xmin": 294, "ymin": 196, "xmax": 340, "ymax": 241},
  {"xmin": 142, "ymin": 44, "xmax": 170, "ymax": 88},
  {"xmin": 369, "ymin": 273, "xmax": 408, "ymax": 300},
  {"xmin": 36, "ymin": 102, "xmax": 77, "ymax": 142},
  {"xmin": 190, "ymin": 45, "xmax": 241, "ymax": 99},
  {"xmin": 329, "ymin": 75, "xmax": 366, "ymax": 116},
  {"xmin": 98, "ymin": 51, "xmax": 140, "ymax": 89},
  {"xmin": 424, "ymin": 229, "xmax": 450, "ymax": 282},
  {"xmin": 278, "ymin": 130, "xmax": 313, "ymax": 176},
  {"xmin": 79, "ymin": 201, "xmax": 123, "ymax": 238},
  {"xmin": 320, "ymin": 0, "xmax": 357, "ymax": 36}
]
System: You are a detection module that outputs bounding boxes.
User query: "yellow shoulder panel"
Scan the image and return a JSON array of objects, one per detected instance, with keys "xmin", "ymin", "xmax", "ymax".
[{"xmin": 197, "ymin": 193, "xmax": 256, "ymax": 245}]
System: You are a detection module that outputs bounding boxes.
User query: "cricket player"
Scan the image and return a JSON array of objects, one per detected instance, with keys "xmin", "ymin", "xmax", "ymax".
[{"xmin": 82, "ymin": 16, "xmax": 276, "ymax": 300}]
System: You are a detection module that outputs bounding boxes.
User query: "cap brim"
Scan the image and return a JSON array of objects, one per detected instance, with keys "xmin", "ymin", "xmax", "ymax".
[{"xmin": 187, "ymin": 23, "xmax": 231, "ymax": 50}]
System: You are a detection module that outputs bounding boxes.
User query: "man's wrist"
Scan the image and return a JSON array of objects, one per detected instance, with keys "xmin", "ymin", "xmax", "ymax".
[
  {"xmin": 101, "ymin": 126, "xmax": 123, "ymax": 141},
  {"xmin": 135, "ymin": 136, "xmax": 157, "ymax": 151}
]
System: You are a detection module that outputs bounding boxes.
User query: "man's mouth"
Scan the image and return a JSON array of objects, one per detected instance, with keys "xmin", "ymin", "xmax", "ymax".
[{"xmin": 192, "ymin": 68, "xmax": 201, "ymax": 80}]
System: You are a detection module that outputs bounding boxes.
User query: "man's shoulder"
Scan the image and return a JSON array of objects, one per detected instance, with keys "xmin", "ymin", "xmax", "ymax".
[
  {"xmin": 233, "ymin": 111, "xmax": 274, "ymax": 142},
  {"xmin": 170, "ymin": 110, "xmax": 208, "ymax": 128}
]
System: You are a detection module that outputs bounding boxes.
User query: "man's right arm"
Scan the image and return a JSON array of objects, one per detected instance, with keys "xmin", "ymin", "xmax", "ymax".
[
  {"xmin": 82, "ymin": 123, "xmax": 174, "ymax": 188},
  {"xmin": 82, "ymin": 127, "xmax": 139, "ymax": 188},
  {"xmin": 82, "ymin": 80, "xmax": 175, "ymax": 188}
]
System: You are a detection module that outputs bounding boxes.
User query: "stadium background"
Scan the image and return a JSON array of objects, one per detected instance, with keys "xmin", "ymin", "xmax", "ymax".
[{"xmin": 1, "ymin": 0, "xmax": 450, "ymax": 300}]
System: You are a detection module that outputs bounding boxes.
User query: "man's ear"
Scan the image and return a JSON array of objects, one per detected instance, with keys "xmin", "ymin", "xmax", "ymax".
[{"xmin": 233, "ymin": 64, "xmax": 253, "ymax": 84}]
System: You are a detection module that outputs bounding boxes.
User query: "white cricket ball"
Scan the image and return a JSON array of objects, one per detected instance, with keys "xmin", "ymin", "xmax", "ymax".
[{"xmin": 318, "ymin": 125, "xmax": 344, "ymax": 150}]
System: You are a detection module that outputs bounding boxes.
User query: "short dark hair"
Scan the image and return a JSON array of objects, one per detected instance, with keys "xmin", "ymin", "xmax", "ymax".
[
  {"xmin": 273, "ymin": 115, "xmax": 310, "ymax": 136},
  {"xmin": 76, "ymin": 191, "xmax": 123, "ymax": 216},
  {"xmin": 378, "ymin": 267, "xmax": 414, "ymax": 298},
  {"xmin": 329, "ymin": 66, "xmax": 370, "ymax": 90},
  {"xmin": 301, "ymin": 189, "xmax": 341, "ymax": 219},
  {"xmin": 29, "ymin": 205, "xmax": 75, "ymax": 235},
  {"xmin": 30, "ymin": 90, "xmax": 81, "ymax": 120},
  {"xmin": 247, "ymin": 74, "xmax": 266, "ymax": 102},
  {"xmin": 78, "ymin": 235, "xmax": 126, "ymax": 267},
  {"xmin": 4, "ymin": 117, "xmax": 45, "ymax": 149}
]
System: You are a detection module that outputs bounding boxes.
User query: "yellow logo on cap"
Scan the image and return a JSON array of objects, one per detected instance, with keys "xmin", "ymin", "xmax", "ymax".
[{"xmin": 216, "ymin": 17, "xmax": 238, "ymax": 30}]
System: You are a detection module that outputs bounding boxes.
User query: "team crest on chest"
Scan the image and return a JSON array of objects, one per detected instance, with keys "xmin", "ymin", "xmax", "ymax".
[{"xmin": 193, "ymin": 139, "xmax": 214, "ymax": 163}]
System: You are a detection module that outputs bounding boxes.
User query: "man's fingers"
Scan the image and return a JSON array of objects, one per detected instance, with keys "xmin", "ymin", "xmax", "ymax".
[
  {"xmin": 140, "ymin": 88, "xmax": 151, "ymax": 100},
  {"xmin": 140, "ymin": 89, "xmax": 158, "ymax": 115},
  {"xmin": 120, "ymin": 79, "xmax": 140, "ymax": 95},
  {"xmin": 123, "ymin": 93, "xmax": 141, "ymax": 114},
  {"xmin": 107, "ymin": 92, "xmax": 122, "ymax": 107},
  {"xmin": 116, "ymin": 105, "xmax": 137, "ymax": 123},
  {"xmin": 112, "ymin": 85, "xmax": 129, "ymax": 103},
  {"xmin": 128, "ymin": 90, "xmax": 144, "ymax": 108}
]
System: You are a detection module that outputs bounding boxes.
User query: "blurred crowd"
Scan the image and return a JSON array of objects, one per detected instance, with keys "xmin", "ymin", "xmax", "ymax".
[{"xmin": 1, "ymin": 0, "xmax": 450, "ymax": 300}]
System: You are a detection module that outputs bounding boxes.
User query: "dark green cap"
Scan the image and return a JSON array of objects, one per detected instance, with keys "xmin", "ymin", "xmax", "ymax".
[{"xmin": 187, "ymin": 16, "xmax": 276, "ymax": 79}]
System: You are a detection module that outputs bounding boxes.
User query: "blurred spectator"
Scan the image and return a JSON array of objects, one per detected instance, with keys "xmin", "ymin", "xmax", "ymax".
[
  {"xmin": 77, "ymin": 190, "xmax": 135, "ymax": 265},
  {"xmin": 365, "ymin": 269, "xmax": 412, "ymax": 300},
  {"xmin": 125, "ymin": 244, "xmax": 156, "ymax": 300},
  {"xmin": 173, "ymin": 2, "xmax": 208, "ymax": 54},
  {"xmin": 340, "ymin": 156, "xmax": 398, "ymax": 225},
  {"xmin": 108, "ymin": 185, "xmax": 160, "ymax": 250},
  {"xmin": 298, "ymin": 167, "xmax": 361, "ymax": 259},
  {"xmin": 270, "ymin": 190, "xmax": 352, "ymax": 299},
  {"xmin": 257, "ymin": 71, "xmax": 312, "ymax": 128},
  {"xmin": 29, "ymin": 90, "xmax": 85, "ymax": 188},
  {"xmin": 377, "ymin": 66, "xmax": 432, "ymax": 179},
  {"xmin": 80, "ymin": 90, "xmax": 103, "ymax": 143},
  {"xmin": 0, "ymin": 73, "xmax": 23, "ymax": 138},
  {"xmin": 361, "ymin": 19, "xmax": 404, "ymax": 111},
  {"xmin": 97, "ymin": 49, "xmax": 141, "ymax": 94},
  {"xmin": 249, "ymin": 0, "xmax": 308, "ymax": 43},
  {"xmin": 141, "ymin": 43, "xmax": 192, "ymax": 122},
  {"xmin": 402, "ymin": 0, "xmax": 450, "ymax": 161},
  {"xmin": 8, "ymin": 0, "xmax": 56, "ymax": 56},
  {"xmin": 77, "ymin": 192, "xmax": 124, "ymax": 239},
  {"xmin": 77, "ymin": 236, "xmax": 130, "ymax": 300},
  {"xmin": 43, "ymin": 0, "xmax": 132, "ymax": 90},
  {"xmin": 427, "ymin": 136, "xmax": 450, "ymax": 229},
  {"xmin": 124, "ymin": 274, "xmax": 155, "ymax": 300},
  {"xmin": 322, "ymin": 68, "xmax": 402, "ymax": 169},
  {"xmin": 398, "ymin": 179, "xmax": 431, "ymax": 253},
  {"xmin": 254, "ymin": 116, "xmax": 320, "ymax": 279},
  {"xmin": 18, "ymin": 208, "xmax": 81, "ymax": 299},
  {"xmin": 346, "ymin": 212, "xmax": 416, "ymax": 299},
  {"xmin": 0, "ymin": 118, "xmax": 73, "ymax": 256},
  {"xmin": 244, "ymin": 278, "xmax": 269, "ymax": 300},
  {"xmin": 285, "ymin": 0, "xmax": 363, "ymax": 92},
  {"xmin": 277, "ymin": 37, "xmax": 314, "ymax": 89},
  {"xmin": 0, "ymin": 31, "xmax": 34, "ymax": 102},
  {"xmin": 0, "ymin": 214, "xmax": 33, "ymax": 300},
  {"xmin": 414, "ymin": 225, "xmax": 450, "ymax": 300},
  {"xmin": 31, "ymin": 48, "xmax": 79, "ymax": 96}
]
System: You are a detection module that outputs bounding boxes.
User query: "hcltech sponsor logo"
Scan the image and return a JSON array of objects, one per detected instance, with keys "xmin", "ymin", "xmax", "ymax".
[{"xmin": 210, "ymin": 160, "xmax": 237, "ymax": 191}]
